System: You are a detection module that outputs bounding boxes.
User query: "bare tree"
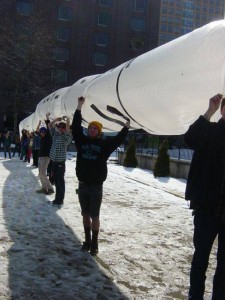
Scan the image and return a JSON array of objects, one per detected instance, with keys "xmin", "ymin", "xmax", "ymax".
[{"xmin": 0, "ymin": 0, "xmax": 55, "ymax": 132}]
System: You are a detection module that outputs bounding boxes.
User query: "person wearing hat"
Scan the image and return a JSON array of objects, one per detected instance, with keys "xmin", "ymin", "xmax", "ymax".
[
  {"xmin": 72, "ymin": 96, "xmax": 130, "ymax": 256},
  {"xmin": 36, "ymin": 116, "xmax": 54, "ymax": 195},
  {"xmin": 48, "ymin": 115, "xmax": 72, "ymax": 206},
  {"xmin": 184, "ymin": 94, "xmax": 225, "ymax": 299}
]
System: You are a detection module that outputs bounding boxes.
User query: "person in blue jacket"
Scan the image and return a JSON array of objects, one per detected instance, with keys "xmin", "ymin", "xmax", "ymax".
[{"xmin": 72, "ymin": 96, "xmax": 130, "ymax": 256}]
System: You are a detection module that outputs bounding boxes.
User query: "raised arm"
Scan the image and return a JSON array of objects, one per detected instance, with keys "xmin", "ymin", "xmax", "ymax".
[
  {"xmin": 184, "ymin": 94, "xmax": 223, "ymax": 150},
  {"xmin": 65, "ymin": 116, "xmax": 71, "ymax": 133},
  {"xmin": 48, "ymin": 117, "xmax": 62, "ymax": 129},
  {"xmin": 72, "ymin": 97, "xmax": 85, "ymax": 139},
  {"xmin": 36, "ymin": 120, "xmax": 42, "ymax": 133},
  {"xmin": 203, "ymin": 93, "xmax": 222, "ymax": 121},
  {"xmin": 104, "ymin": 121, "xmax": 130, "ymax": 158}
]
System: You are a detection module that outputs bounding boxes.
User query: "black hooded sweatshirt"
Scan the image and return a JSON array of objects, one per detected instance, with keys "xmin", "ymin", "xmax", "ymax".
[
  {"xmin": 72, "ymin": 109, "xmax": 129, "ymax": 184},
  {"xmin": 184, "ymin": 115, "xmax": 225, "ymax": 210}
]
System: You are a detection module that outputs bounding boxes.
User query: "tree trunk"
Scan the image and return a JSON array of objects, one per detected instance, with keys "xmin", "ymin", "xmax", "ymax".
[{"xmin": 13, "ymin": 98, "xmax": 18, "ymax": 135}]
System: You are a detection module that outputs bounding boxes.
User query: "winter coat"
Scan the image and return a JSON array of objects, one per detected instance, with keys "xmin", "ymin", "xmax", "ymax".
[
  {"xmin": 39, "ymin": 131, "xmax": 52, "ymax": 157},
  {"xmin": 3, "ymin": 135, "xmax": 11, "ymax": 148},
  {"xmin": 72, "ymin": 109, "xmax": 128, "ymax": 184},
  {"xmin": 32, "ymin": 133, "xmax": 41, "ymax": 150},
  {"xmin": 184, "ymin": 116, "xmax": 225, "ymax": 210}
]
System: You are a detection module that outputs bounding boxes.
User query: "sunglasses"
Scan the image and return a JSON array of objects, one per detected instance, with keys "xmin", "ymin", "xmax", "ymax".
[{"xmin": 40, "ymin": 131, "xmax": 46, "ymax": 134}]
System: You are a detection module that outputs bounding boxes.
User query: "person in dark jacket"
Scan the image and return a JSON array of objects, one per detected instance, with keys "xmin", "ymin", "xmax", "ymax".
[
  {"xmin": 36, "ymin": 115, "xmax": 54, "ymax": 195},
  {"xmin": 20, "ymin": 129, "xmax": 29, "ymax": 162},
  {"xmin": 12, "ymin": 132, "xmax": 21, "ymax": 157},
  {"xmin": 72, "ymin": 96, "xmax": 130, "ymax": 256},
  {"xmin": 3, "ymin": 131, "xmax": 11, "ymax": 159},
  {"xmin": 184, "ymin": 93, "xmax": 225, "ymax": 300},
  {"xmin": 32, "ymin": 131, "xmax": 41, "ymax": 167}
]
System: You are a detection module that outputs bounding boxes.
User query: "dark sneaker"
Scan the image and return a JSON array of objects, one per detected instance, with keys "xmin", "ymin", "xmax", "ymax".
[
  {"xmin": 51, "ymin": 200, "xmax": 63, "ymax": 206},
  {"xmin": 36, "ymin": 188, "xmax": 47, "ymax": 194},
  {"xmin": 45, "ymin": 189, "xmax": 55, "ymax": 195},
  {"xmin": 81, "ymin": 241, "xmax": 91, "ymax": 251},
  {"xmin": 90, "ymin": 245, "xmax": 98, "ymax": 256}
]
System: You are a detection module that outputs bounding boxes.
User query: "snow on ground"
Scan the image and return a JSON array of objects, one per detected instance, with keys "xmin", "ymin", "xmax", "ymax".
[{"xmin": 0, "ymin": 151, "xmax": 216, "ymax": 299}]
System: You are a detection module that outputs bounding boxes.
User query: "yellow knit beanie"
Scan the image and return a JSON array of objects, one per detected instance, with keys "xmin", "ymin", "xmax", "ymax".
[{"xmin": 88, "ymin": 121, "xmax": 103, "ymax": 136}]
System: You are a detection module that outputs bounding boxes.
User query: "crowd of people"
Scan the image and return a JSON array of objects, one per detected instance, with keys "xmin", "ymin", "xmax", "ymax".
[
  {"xmin": 0, "ymin": 94, "xmax": 225, "ymax": 299},
  {"xmin": 0, "ymin": 102, "xmax": 129, "ymax": 258}
]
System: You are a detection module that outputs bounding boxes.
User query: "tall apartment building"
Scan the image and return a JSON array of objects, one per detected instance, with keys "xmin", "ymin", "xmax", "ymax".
[
  {"xmin": 159, "ymin": 0, "xmax": 224, "ymax": 45},
  {"xmin": 50, "ymin": 0, "xmax": 161, "ymax": 86},
  {"xmin": 0, "ymin": 0, "xmax": 224, "ymax": 130}
]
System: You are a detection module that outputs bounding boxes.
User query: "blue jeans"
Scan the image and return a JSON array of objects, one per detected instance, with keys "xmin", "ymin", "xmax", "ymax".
[
  {"xmin": 189, "ymin": 210, "xmax": 225, "ymax": 300},
  {"xmin": 51, "ymin": 161, "xmax": 65, "ymax": 204}
]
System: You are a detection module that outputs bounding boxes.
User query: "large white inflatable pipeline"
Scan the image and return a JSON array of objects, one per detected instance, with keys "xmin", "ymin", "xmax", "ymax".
[{"xmin": 20, "ymin": 20, "xmax": 225, "ymax": 135}]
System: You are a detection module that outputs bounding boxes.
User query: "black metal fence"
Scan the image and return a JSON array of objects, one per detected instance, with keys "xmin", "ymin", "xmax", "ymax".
[{"xmin": 124, "ymin": 132, "xmax": 193, "ymax": 161}]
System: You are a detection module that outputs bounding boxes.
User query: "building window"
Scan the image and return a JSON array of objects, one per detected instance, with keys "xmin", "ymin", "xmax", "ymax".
[
  {"xmin": 131, "ymin": 18, "xmax": 146, "ymax": 32},
  {"xmin": 182, "ymin": 18, "xmax": 193, "ymax": 27},
  {"xmin": 183, "ymin": 8, "xmax": 194, "ymax": 18},
  {"xmin": 58, "ymin": 6, "xmax": 72, "ymax": 21},
  {"xmin": 56, "ymin": 27, "xmax": 71, "ymax": 41},
  {"xmin": 53, "ymin": 48, "xmax": 69, "ymax": 62},
  {"xmin": 51, "ymin": 69, "xmax": 68, "ymax": 84},
  {"xmin": 98, "ymin": 12, "xmax": 112, "ymax": 26},
  {"xmin": 184, "ymin": 2, "xmax": 194, "ymax": 9},
  {"xmin": 174, "ymin": 26, "xmax": 179, "ymax": 33},
  {"xmin": 182, "ymin": 28, "xmax": 192, "ymax": 34},
  {"xmin": 167, "ymin": 25, "xmax": 172, "ymax": 32},
  {"xmin": 93, "ymin": 52, "xmax": 108, "ymax": 66},
  {"xmin": 129, "ymin": 38, "xmax": 145, "ymax": 50},
  {"xmin": 16, "ymin": 1, "xmax": 32, "ymax": 16},
  {"xmin": 174, "ymin": 18, "xmax": 180, "ymax": 25},
  {"xmin": 134, "ymin": 0, "xmax": 146, "ymax": 12},
  {"xmin": 99, "ymin": 0, "xmax": 112, "ymax": 6},
  {"xmin": 95, "ymin": 32, "xmax": 110, "ymax": 46},
  {"xmin": 161, "ymin": 24, "xmax": 166, "ymax": 31}
]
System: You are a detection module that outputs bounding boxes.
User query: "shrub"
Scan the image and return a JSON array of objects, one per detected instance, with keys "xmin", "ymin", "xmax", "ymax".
[
  {"xmin": 153, "ymin": 139, "xmax": 170, "ymax": 177},
  {"xmin": 124, "ymin": 137, "xmax": 138, "ymax": 168}
]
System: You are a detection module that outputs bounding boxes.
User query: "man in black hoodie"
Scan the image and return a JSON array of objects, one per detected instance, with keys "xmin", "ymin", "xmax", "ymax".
[
  {"xmin": 184, "ymin": 94, "xmax": 225, "ymax": 300},
  {"xmin": 72, "ymin": 96, "xmax": 130, "ymax": 256}
]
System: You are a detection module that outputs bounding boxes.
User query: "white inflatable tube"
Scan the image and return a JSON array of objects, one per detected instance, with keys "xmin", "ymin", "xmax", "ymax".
[
  {"xmin": 84, "ymin": 20, "xmax": 225, "ymax": 135},
  {"xmin": 19, "ymin": 20, "xmax": 225, "ymax": 135}
]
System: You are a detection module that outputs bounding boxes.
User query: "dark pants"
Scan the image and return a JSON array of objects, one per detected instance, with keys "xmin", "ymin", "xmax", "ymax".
[
  {"xmin": 78, "ymin": 183, "xmax": 103, "ymax": 218},
  {"xmin": 32, "ymin": 149, "xmax": 39, "ymax": 167},
  {"xmin": 189, "ymin": 210, "xmax": 225, "ymax": 300},
  {"xmin": 13, "ymin": 143, "xmax": 21, "ymax": 157},
  {"xmin": 51, "ymin": 161, "xmax": 65, "ymax": 204},
  {"xmin": 4, "ymin": 146, "xmax": 11, "ymax": 158}
]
